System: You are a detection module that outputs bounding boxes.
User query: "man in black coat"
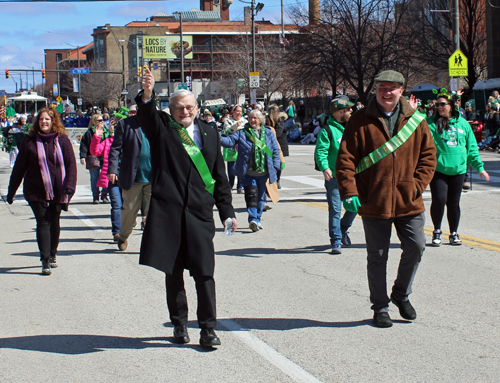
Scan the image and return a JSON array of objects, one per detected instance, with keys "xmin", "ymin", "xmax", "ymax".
[
  {"xmin": 108, "ymin": 105, "xmax": 152, "ymax": 248},
  {"xmin": 135, "ymin": 69, "xmax": 237, "ymax": 348}
]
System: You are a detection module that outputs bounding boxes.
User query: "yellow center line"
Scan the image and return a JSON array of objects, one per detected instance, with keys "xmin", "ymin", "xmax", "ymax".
[{"xmin": 297, "ymin": 201, "xmax": 500, "ymax": 253}]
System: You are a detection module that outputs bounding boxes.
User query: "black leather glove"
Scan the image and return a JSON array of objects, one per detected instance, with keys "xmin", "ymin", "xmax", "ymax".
[
  {"xmin": 64, "ymin": 188, "xmax": 75, "ymax": 196},
  {"xmin": 6, "ymin": 195, "xmax": 14, "ymax": 205}
]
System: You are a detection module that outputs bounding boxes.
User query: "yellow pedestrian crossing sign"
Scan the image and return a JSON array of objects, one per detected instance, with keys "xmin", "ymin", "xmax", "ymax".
[{"xmin": 449, "ymin": 50, "xmax": 468, "ymax": 77}]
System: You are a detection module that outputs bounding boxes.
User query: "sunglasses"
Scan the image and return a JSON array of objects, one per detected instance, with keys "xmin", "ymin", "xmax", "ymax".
[
  {"xmin": 97, "ymin": 119, "xmax": 103, "ymax": 122},
  {"xmin": 435, "ymin": 102, "xmax": 450, "ymax": 107}
]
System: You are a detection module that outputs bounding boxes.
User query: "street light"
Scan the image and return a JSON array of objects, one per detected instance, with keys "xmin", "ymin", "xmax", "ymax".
[
  {"xmin": 239, "ymin": 0, "xmax": 265, "ymax": 72},
  {"xmin": 63, "ymin": 43, "xmax": 82, "ymax": 110}
]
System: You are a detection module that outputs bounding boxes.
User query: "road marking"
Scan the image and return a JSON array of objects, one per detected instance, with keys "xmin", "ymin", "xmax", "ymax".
[
  {"xmin": 219, "ymin": 318, "xmax": 323, "ymax": 383},
  {"xmin": 69, "ymin": 207, "xmax": 105, "ymax": 232},
  {"xmin": 280, "ymin": 176, "xmax": 325, "ymax": 188},
  {"xmin": 298, "ymin": 201, "xmax": 500, "ymax": 253}
]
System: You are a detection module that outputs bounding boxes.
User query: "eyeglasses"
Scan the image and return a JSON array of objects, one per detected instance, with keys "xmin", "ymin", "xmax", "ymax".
[
  {"xmin": 435, "ymin": 102, "xmax": 450, "ymax": 107},
  {"xmin": 173, "ymin": 105, "xmax": 196, "ymax": 112}
]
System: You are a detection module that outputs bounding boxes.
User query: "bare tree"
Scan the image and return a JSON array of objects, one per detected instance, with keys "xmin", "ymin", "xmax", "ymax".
[
  {"xmin": 287, "ymin": 0, "xmax": 415, "ymax": 103},
  {"xmin": 80, "ymin": 62, "xmax": 123, "ymax": 108},
  {"xmin": 407, "ymin": 0, "xmax": 487, "ymax": 89},
  {"xmin": 217, "ymin": 33, "xmax": 293, "ymax": 103}
]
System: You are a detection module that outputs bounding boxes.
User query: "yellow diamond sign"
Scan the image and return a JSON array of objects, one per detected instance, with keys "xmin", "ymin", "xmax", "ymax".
[{"xmin": 449, "ymin": 50, "xmax": 468, "ymax": 77}]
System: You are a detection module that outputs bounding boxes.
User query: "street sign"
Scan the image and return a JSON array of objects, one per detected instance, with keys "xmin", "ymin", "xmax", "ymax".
[
  {"xmin": 121, "ymin": 89, "xmax": 129, "ymax": 95},
  {"xmin": 448, "ymin": 50, "xmax": 468, "ymax": 77},
  {"xmin": 450, "ymin": 78, "xmax": 459, "ymax": 92},
  {"xmin": 56, "ymin": 96, "xmax": 63, "ymax": 102},
  {"xmin": 70, "ymin": 67, "xmax": 90, "ymax": 75},
  {"xmin": 77, "ymin": 98, "xmax": 83, "ymax": 106},
  {"xmin": 249, "ymin": 72, "xmax": 260, "ymax": 89}
]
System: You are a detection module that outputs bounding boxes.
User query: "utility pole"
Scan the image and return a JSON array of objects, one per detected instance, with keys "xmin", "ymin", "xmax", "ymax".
[
  {"xmin": 452, "ymin": 0, "xmax": 459, "ymax": 51},
  {"xmin": 251, "ymin": 0, "xmax": 256, "ymax": 72}
]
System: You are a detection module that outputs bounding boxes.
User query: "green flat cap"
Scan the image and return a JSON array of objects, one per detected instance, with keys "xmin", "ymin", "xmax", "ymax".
[
  {"xmin": 374, "ymin": 70, "xmax": 405, "ymax": 85},
  {"xmin": 330, "ymin": 98, "xmax": 355, "ymax": 110}
]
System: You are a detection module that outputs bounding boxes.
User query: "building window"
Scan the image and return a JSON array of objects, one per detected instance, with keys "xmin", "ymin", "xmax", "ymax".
[{"xmin": 132, "ymin": 57, "xmax": 137, "ymax": 67}]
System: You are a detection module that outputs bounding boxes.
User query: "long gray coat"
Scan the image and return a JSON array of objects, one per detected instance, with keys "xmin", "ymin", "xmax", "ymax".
[{"xmin": 135, "ymin": 93, "xmax": 235, "ymax": 276}]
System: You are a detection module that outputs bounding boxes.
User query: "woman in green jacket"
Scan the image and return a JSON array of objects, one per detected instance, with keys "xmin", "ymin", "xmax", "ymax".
[{"xmin": 427, "ymin": 92, "xmax": 490, "ymax": 246}]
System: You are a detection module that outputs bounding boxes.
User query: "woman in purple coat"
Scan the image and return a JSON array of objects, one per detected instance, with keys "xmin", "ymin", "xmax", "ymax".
[{"xmin": 7, "ymin": 107, "xmax": 77, "ymax": 275}]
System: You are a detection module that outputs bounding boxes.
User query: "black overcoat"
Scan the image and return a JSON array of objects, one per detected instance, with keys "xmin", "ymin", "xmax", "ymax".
[{"xmin": 135, "ymin": 92, "xmax": 235, "ymax": 276}]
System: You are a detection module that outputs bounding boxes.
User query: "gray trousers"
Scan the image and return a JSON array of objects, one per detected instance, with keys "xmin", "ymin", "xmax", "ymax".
[{"xmin": 362, "ymin": 212, "xmax": 426, "ymax": 312}]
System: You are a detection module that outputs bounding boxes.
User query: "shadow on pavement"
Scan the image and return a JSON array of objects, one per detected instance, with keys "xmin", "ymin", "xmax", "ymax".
[
  {"xmin": 222, "ymin": 317, "xmax": 412, "ymax": 330},
  {"xmin": 0, "ymin": 265, "xmax": 41, "ymax": 274},
  {"xmin": 0, "ymin": 334, "xmax": 216, "ymax": 354}
]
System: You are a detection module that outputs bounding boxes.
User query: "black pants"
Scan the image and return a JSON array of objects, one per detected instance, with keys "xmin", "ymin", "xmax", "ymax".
[
  {"xmin": 28, "ymin": 202, "xmax": 62, "ymax": 262},
  {"xmin": 430, "ymin": 172, "xmax": 466, "ymax": 233},
  {"xmin": 362, "ymin": 213, "xmax": 426, "ymax": 312},
  {"xmin": 165, "ymin": 256, "xmax": 216, "ymax": 329}
]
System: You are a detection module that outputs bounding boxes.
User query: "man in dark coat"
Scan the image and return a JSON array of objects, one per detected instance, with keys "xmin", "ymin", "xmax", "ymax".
[
  {"xmin": 108, "ymin": 105, "xmax": 152, "ymax": 248},
  {"xmin": 135, "ymin": 69, "xmax": 237, "ymax": 348}
]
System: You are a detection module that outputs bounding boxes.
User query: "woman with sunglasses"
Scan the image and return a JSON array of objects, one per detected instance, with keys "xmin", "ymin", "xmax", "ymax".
[
  {"xmin": 79, "ymin": 114, "xmax": 110, "ymax": 204},
  {"xmin": 427, "ymin": 90, "xmax": 490, "ymax": 246}
]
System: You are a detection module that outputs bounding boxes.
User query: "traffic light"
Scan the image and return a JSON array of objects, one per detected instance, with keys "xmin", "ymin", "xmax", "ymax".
[
  {"xmin": 41, "ymin": 69, "xmax": 46, "ymax": 79},
  {"xmin": 5, "ymin": 69, "xmax": 9, "ymax": 79},
  {"xmin": 137, "ymin": 66, "xmax": 142, "ymax": 77}
]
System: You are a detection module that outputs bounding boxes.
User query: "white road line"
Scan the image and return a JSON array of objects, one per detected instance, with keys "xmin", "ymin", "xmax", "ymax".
[
  {"xmin": 69, "ymin": 207, "xmax": 105, "ymax": 232},
  {"xmin": 219, "ymin": 318, "xmax": 323, "ymax": 383},
  {"xmin": 280, "ymin": 176, "xmax": 325, "ymax": 188}
]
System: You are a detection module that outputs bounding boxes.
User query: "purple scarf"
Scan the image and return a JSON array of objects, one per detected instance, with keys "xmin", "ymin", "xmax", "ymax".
[{"xmin": 36, "ymin": 133, "xmax": 68, "ymax": 203}]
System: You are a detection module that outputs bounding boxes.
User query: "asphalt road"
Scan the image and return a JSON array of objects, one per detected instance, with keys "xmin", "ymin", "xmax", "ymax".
[{"xmin": 1, "ymin": 144, "xmax": 499, "ymax": 382}]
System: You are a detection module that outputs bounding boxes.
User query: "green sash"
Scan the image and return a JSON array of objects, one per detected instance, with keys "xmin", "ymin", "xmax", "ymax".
[
  {"xmin": 356, "ymin": 111, "xmax": 426, "ymax": 174},
  {"xmin": 168, "ymin": 115, "xmax": 216, "ymax": 195},
  {"xmin": 243, "ymin": 127, "xmax": 273, "ymax": 158}
]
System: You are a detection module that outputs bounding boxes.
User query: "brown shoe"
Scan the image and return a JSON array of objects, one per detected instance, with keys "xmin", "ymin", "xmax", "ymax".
[
  {"xmin": 117, "ymin": 238, "xmax": 128, "ymax": 251},
  {"xmin": 113, "ymin": 234, "xmax": 120, "ymax": 242}
]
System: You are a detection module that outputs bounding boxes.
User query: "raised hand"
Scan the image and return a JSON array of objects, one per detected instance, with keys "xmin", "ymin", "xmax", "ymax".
[{"xmin": 142, "ymin": 67, "xmax": 155, "ymax": 101}]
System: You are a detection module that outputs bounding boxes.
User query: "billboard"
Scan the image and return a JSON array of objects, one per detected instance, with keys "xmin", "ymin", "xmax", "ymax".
[{"xmin": 143, "ymin": 36, "xmax": 193, "ymax": 60}]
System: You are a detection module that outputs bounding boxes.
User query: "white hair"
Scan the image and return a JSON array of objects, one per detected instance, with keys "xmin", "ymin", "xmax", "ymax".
[
  {"xmin": 170, "ymin": 89, "xmax": 196, "ymax": 107},
  {"xmin": 249, "ymin": 109, "xmax": 266, "ymax": 126}
]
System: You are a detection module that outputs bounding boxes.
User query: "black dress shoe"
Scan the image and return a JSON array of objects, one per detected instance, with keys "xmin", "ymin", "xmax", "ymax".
[
  {"xmin": 373, "ymin": 312, "xmax": 393, "ymax": 328},
  {"xmin": 172, "ymin": 325, "xmax": 190, "ymax": 344},
  {"xmin": 391, "ymin": 294, "xmax": 417, "ymax": 320},
  {"xmin": 199, "ymin": 328, "xmax": 221, "ymax": 347}
]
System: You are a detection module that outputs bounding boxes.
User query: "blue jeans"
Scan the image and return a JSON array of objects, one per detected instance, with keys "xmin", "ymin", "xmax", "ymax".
[
  {"xmin": 108, "ymin": 182, "xmax": 122, "ymax": 235},
  {"xmin": 226, "ymin": 161, "xmax": 241, "ymax": 190},
  {"xmin": 241, "ymin": 175, "xmax": 268, "ymax": 223},
  {"xmin": 89, "ymin": 168, "xmax": 108, "ymax": 197},
  {"xmin": 325, "ymin": 177, "xmax": 357, "ymax": 246}
]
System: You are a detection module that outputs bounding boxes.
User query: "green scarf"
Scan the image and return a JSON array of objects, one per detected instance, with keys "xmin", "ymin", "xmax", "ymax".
[
  {"xmin": 92, "ymin": 126, "xmax": 110, "ymax": 141},
  {"xmin": 245, "ymin": 125, "xmax": 267, "ymax": 173}
]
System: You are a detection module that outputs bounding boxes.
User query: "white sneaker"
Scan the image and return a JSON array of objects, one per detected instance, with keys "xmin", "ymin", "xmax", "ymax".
[
  {"xmin": 449, "ymin": 232, "xmax": 462, "ymax": 246},
  {"xmin": 331, "ymin": 244, "xmax": 342, "ymax": 254},
  {"xmin": 249, "ymin": 221, "xmax": 259, "ymax": 232},
  {"xmin": 432, "ymin": 230, "xmax": 442, "ymax": 247}
]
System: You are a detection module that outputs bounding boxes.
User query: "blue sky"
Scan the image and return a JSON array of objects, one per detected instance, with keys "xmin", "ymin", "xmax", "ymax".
[{"xmin": 0, "ymin": 0, "xmax": 301, "ymax": 94}]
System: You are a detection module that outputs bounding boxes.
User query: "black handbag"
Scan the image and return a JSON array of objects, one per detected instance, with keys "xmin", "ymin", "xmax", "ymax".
[{"xmin": 85, "ymin": 154, "xmax": 100, "ymax": 170}]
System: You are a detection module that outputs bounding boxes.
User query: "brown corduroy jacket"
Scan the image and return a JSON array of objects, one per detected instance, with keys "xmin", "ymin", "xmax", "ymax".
[{"xmin": 335, "ymin": 96, "xmax": 437, "ymax": 219}]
